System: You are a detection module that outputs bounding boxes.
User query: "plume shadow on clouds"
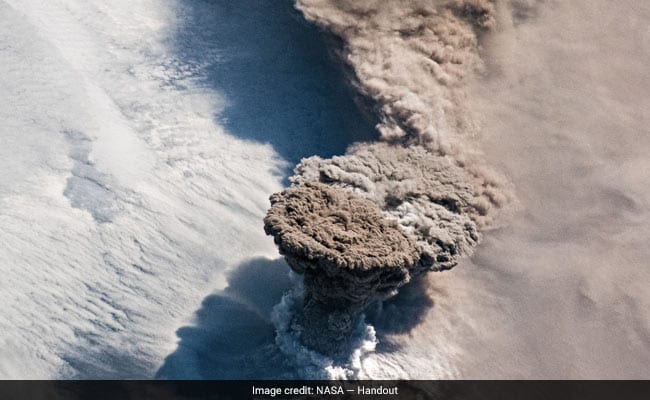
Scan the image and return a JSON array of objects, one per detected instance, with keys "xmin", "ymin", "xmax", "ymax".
[
  {"xmin": 171, "ymin": 0, "xmax": 378, "ymax": 170},
  {"xmin": 155, "ymin": 257, "xmax": 436, "ymax": 378},
  {"xmin": 366, "ymin": 277, "xmax": 435, "ymax": 353},
  {"xmin": 155, "ymin": 258, "xmax": 292, "ymax": 379}
]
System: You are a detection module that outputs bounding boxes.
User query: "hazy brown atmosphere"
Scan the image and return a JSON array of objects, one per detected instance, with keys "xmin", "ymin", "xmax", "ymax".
[{"xmin": 266, "ymin": 0, "xmax": 650, "ymax": 378}]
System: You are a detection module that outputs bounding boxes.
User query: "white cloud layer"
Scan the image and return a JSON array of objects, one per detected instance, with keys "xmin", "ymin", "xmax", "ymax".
[{"xmin": 0, "ymin": 0, "xmax": 284, "ymax": 378}]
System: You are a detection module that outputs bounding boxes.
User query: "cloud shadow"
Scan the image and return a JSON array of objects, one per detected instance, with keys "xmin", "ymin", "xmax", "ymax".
[
  {"xmin": 170, "ymin": 0, "xmax": 378, "ymax": 170},
  {"xmin": 155, "ymin": 257, "xmax": 294, "ymax": 379},
  {"xmin": 366, "ymin": 277, "xmax": 436, "ymax": 353},
  {"xmin": 156, "ymin": 258, "xmax": 436, "ymax": 378}
]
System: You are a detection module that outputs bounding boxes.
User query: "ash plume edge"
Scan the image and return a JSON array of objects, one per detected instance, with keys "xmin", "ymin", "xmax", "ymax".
[{"xmin": 264, "ymin": 0, "xmax": 513, "ymax": 361}]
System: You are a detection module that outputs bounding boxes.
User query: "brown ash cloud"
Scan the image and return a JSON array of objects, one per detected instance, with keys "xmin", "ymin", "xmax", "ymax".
[{"xmin": 264, "ymin": 0, "xmax": 512, "ymax": 358}]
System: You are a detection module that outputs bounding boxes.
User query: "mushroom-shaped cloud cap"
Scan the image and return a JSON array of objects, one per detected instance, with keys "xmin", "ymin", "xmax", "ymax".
[
  {"xmin": 264, "ymin": 182, "xmax": 426, "ymax": 355},
  {"xmin": 264, "ymin": 182, "xmax": 421, "ymax": 275}
]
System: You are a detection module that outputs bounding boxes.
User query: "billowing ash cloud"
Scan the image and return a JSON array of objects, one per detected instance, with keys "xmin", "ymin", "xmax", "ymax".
[
  {"xmin": 290, "ymin": 143, "xmax": 483, "ymax": 271},
  {"xmin": 265, "ymin": 182, "xmax": 418, "ymax": 355},
  {"xmin": 265, "ymin": 0, "xmax": 512, "ymax": 358},
  {"xmin": 296, "ymin": 0, "xmax": 496, "ymax": 146}
]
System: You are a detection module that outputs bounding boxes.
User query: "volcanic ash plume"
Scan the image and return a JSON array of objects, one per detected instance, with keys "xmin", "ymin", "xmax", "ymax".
[
  {"xmin": 265, "ymin": 0, "xmax": 511, "ymax": 358},
  {"xmin": 265, "ymin": 182, "xmax": 418, "ymax": 355}
]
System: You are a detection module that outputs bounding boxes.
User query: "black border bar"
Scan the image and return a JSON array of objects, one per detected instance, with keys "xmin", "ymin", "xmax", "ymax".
[{"xmin": 0, "ymin": 380, "xmax": 649, "ymax": 400}]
